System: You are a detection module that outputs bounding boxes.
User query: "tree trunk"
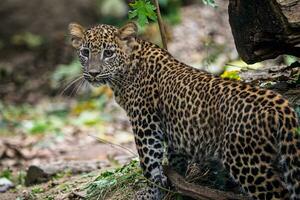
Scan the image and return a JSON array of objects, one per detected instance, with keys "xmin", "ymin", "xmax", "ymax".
[{"xmin": 228, "ymin": 0, "xmax": 300, "ymax": 64}]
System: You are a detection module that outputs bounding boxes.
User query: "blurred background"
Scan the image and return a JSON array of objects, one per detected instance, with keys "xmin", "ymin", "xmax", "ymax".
[{"xmin": 0, "ymin": 0, "xmax": 279, "ymax": 196}]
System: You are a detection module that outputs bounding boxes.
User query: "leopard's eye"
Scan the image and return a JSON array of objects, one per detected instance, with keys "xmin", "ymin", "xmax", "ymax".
[
  {"xmin": 80, "ymin": 48, "xmax": 90, "ymax": 57},
  {"xmin": 103, "ymin": 50, "xmax": 114, "ymax": 58}
]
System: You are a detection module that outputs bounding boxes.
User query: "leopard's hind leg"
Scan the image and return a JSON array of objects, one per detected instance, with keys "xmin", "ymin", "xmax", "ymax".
[{"xmin": 222, "ymin": 132, "xmax": 289, "ymax": 200}]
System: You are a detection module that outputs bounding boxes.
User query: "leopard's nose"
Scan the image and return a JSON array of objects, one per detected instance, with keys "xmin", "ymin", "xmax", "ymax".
[{"xmin": 88, "ymin": 69, "xmax": 100, "ymax": 77}]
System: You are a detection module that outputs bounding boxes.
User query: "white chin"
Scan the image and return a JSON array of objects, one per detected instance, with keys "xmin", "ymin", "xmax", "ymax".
[{"xmin": 89, "ymin": 81, "xmax": 103, "ymax": 87}]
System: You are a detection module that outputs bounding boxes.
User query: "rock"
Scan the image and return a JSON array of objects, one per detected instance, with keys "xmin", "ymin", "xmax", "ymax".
[
  {"xmin": 0, "ymin": 178, "xmax": 14, "ymax": 193},
  {"xmin": 25, "ymin": 160, "xmax": 109, "ymax": 186}
]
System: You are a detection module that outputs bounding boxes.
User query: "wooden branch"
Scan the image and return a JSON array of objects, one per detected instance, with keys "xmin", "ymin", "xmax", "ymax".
[
  {"xmin": 152, "ymin": 0, "xmax": 168, "ymax": 49},
  {"xmin": 163, "ymin": 165, "xmax": 251, "ymax": 200},
  {"xmin": 238, "ymin": 63, "xmax": 300, "ymax": 107},
  {"xmin": 238, "ymin": 65, "xmax": 294, "ymax": 83}
]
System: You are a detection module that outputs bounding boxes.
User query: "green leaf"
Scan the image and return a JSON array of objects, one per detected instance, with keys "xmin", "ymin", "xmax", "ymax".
[
  {"xmin": 0, "ymin": 169, "xmax": 12, "ymax": 180},
  {"xmin": 138, "ymin": 12, "xmax": 148, "ymax": 26},
  {"xmin": 220, "ymin": 70, "xmax": 240, "ymax": 80},
  {"xmin": 31, "ymin": 186, "xmax": 44, "ymax": 194},
  {"xmin": 129, "ymin": 0, "xmax": 157, "ymax": 26},
  {"xmin": 128, "ymin": 10, "xmax": 138, "ymax": 19}
]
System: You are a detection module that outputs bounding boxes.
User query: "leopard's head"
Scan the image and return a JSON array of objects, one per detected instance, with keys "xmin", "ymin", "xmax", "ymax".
[{"xmin": 68, "ymin": 22, "xmax": 138, "ymax": 86}]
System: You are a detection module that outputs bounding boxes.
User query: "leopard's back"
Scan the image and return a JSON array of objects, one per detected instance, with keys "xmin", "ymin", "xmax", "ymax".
[{"xmin": 157, "ymin": 61, "xmax": 299, "ymax": 199}]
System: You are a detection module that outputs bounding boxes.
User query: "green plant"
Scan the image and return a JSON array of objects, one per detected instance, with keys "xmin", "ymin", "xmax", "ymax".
[
  {"xmin": 128, "ymin": 0, "xmax": 217, "ymax": 49},
  {"xmin": 220, "ymin": 70, "xmax": 240, "ymax": 80},
  {"xmin": 129, "ymin": 0, "xmax": 157, "ymax": 26},
  {"xmin": 53, "ymin": 169, "xmax": 72, "ymax": 180},
  {"xmin": 0, "ymin": 169, "xmax": 13, "ymax": 180},
  {"xmin": 0, "ymin": 91, "xmax": 114, "ymax": 136},
  {"xmin": 86, "ymin": 159, "xmax": 144, "ymax": 199},
  {"xmin": 0, "ymin": 169, "xmax": 26, "ymax": 187},
  {"xmin": 15, "ymin": 171, "xmax": 26, "ymax": 186},
  {"xmin": 58, "ymin": 183, "xmax": 71, "ymax": 192},
  {"xmin": 128, "ymin": 0, "xmax": 216, "ymax": 26},
  {"xmin": 31, "ymin": 186, "xmax": 45, "ymax": 194},
  {"xmin": 45, "ymin": 196, "xmax": 55, "ymax": 200},
  {"xmin": 11, "ymin": 32, "xmax": 44, "ymax": 48}
]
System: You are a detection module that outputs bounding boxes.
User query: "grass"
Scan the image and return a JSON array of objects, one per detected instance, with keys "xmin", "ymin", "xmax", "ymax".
[
  {"xmin": 85, "ymin": 159, "xmax": 145, "ymax": 200},
  {"xmin": 6, "ymin": 161, "xmax": 145, "ymax": 200},
  {"xmin": 85, "ymin": 159, "xmax": 187, "ymax": 200},
  {"xmin": 0, "ymin": 169, "xmax": 26, "ymax": 187}
]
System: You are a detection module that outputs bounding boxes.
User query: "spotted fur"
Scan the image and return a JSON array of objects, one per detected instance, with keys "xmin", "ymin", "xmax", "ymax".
[{"xmin": 69, "ymin": 22, "xmax": 300, "ymax": 200}]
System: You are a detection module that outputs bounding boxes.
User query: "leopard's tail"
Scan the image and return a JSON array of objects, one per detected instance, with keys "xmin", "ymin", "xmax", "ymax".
[{"xmin": 278, "ymin": 109, "xmax": 300, "ymax": 199}]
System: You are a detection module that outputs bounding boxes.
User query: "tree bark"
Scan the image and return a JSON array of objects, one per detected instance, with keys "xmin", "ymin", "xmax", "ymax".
[
  {"xmin": 238, "ymin": 63, "xmax": 300, "ymax": 107},
  {"xmin": 228, "ymin": 0, "xmax": 300, "ymax": 64},
  {"xmin": 163, "ymin": 165, "xmax": 251, "ymax": 200},
  {"xmin": 152, "ymin": 0, "xmax": 168, "ymax": 49}
]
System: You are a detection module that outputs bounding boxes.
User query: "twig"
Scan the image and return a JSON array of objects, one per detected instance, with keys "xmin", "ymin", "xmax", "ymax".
[
  {"xmin": 152, "ymin": 0, "xmax": 168, "ymax": 49},
  {"xmin": 69, "ymin": 191, "xmax": 86, "ymax": 198},
  {"xmin": 88, "ymin": 134, "xmax": 138, "ymax": 157},
  {"xmin": 142, "ymin": 176, "xmax": 177, "ymax": 194},
  {"xmin": 163, "ymin": 165, "xmax": 251, "ymax": 200}
]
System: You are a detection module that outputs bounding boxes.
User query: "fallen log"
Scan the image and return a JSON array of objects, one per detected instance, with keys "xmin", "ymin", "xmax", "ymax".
[{"xmin": 163, "ymin": 165, "xmax": 251, "ymax": 200}]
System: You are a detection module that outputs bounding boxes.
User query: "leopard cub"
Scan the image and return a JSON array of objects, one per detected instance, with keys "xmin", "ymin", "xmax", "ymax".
[{"xmin": 69, "ymin": 22, "xmax": 300, "ymax": 200}]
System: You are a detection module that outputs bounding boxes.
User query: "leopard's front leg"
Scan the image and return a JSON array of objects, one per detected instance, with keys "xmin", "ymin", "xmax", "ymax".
[{"xmin": 131, "ymin": 111, "xmax": 167, "ymax": 200}]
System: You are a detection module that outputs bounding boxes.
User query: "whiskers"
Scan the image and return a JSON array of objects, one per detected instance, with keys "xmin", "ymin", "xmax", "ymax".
[
  {"xmin": 106, "ymin": 72, "xmax": 133, "ymax": 87},
  {"xmin": 59, "ymin": 75, "xmax": 88, "ymax": 97},
  {"xmin": 58, "ymin": 71, "xmax": 133, "ymax": 97}
]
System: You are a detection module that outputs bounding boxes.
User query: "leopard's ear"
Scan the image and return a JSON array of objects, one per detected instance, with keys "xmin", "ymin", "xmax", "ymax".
[
  {"xmin": 116, "ymin": 22, "xmax": 138, "ymax": 53},
  {"xmin": 68, "ymin": 23, "xmax": 85, "ymax": 49},
  {"xmin": 117, "ymin": 22, "xmax": 137, "ymax": 40}
]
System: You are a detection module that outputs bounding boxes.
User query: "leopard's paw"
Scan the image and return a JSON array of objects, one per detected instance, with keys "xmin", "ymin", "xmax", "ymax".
[{"xmin": 134, "ymin": 187, "xmax": 163, "ymax": 200}]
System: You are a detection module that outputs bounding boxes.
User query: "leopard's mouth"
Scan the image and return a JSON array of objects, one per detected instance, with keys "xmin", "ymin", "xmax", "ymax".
[
  {"xmin": 86, "ymin": 79, "xmax": 106, "ymax": 86},
  {"xmin": 88, "ymin": 81, "xmax": 103, "ymax": 87},
  {"xmin": 83, "ymin": 72, "xmax": 110, "ymax": 85}
]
